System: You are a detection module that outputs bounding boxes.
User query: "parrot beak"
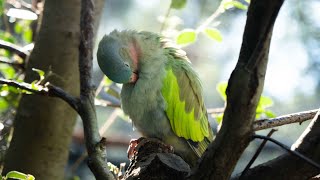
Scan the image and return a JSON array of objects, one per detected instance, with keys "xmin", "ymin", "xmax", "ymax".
[{"xmin": 129, "ymin": 71, "xmax": 139, "ymax": 83}]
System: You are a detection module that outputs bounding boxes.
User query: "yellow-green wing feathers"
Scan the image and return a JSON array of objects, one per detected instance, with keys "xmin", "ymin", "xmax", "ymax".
[
  {"xmin": 162, "ymin": 68, "xmax": 207, "ymax": 142},
  {"xmin": 161, "ymin": 60, "xmax": 211, "ymax": 143}
]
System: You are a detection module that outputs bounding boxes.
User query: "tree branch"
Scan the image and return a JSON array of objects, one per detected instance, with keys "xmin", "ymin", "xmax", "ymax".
[
  {"xmin": 233, "ymin": 110, "xmax": 320, "ymax": 180},
  {"xmin": 0, "ymin": 40, "xmax": 29, "ymax": 59},
  {"xmin": 78, "ymin": 0, "xmax": 115, "ymax": 179},
  {"xmin": 253, "ymin": 109, "xmax": 318, "ymax": 131},
  {"xmin": 0, "ymin": 78, "xmax": 80, "ymax": 111},
  {"xmin": 241, "ymin": 129, "xmax": 277, "ymax": 177},
  {"xmin": 190, "ymin": 1, "xmax": 284, "ymax": 179},
  {"xmin": 0, "ymin": 58, "xmax": 24, "ymax": 69}
]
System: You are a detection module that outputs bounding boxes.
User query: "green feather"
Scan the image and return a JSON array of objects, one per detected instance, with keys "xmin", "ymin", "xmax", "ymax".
[{"xmin": 161, "ymin": 63, "xmax": 210, "ymax": 142}]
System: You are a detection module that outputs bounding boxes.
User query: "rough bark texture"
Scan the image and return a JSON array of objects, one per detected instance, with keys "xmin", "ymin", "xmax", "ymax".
[
  {"xmin": 3, "ymin": 1, "xmax": 81, "ymax": 179},
  {"xmin": 124, "ymin": 138, "xmax": 190, "ymax": 180},
  {"xmin": 234, "ymin": 111, "xmax": 320, "ymax": 180},
  {"xmin": 189, "ymin": 0, "xmax": 284, "ymax": 179}
]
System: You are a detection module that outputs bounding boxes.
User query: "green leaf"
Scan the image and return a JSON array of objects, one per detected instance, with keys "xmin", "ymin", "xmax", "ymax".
[
  {"xmin": 0, "ymin": 85, "xmax": 9, "ymax": 97},
  {"xmin": 6, "ymin": 171, "xmax": 35, "ymax": 180},
  {"xmin": 31, "ymin": 80, "xmax": 38, "ymax": 90},
  {"xmin": 23, "ymin": 28, "xmax": 33, "ymax": 43},
  {"xmin": 215, "ymin": 113, "xmax": 224, "ymax": 124},
  {"xmin": 223, "ymin": 1, "xmax": 248, "ymax": 10},
  {"xmin": 0, "ymin": 0, "xmax": 4, "ymax": 16},
  {"xmin": 176, "ymin": 29, "xmax": 197, "ymax": 45},
  {"xmin": 0, "ymin": 98, "xmax": 8, "ymax": 111},
  {"xmin": 32, "ymin": 68, "xmax": 45, "ymax": 81},
  {"xmin": 265, "ymin": 110, "xmax": 276, "ymax": 118},
  {"xmin": 0, "ymin": 64, "xmax": 16, "ymax": 79},
  {"xmin": 103, "ymin": 76, "xmax": 113, "ymax": 86},
  {"xmin": 203, "ymin": 28, "xmax": 223, "ymax": 42},
  {"xmin": 245, "ymin": 0, "xmax": 250, "ymax": 3},
  {"xmin": 258, "ymin": 96, "xmax": 273, "ymax": 109},
  {"xmin": 14, "ymin": 22, "xmax": 23, "ymax": 34},
  {"xmin": 216, "ymin": 82, "xmax": 228, "ymax": 101},
  {"xmin": 170, "ymin": 0, "xmax": 187, "ymax": 9},
  {"xmin": 0, "ymin": 31, "xmax": 16, "ymax": 43}
]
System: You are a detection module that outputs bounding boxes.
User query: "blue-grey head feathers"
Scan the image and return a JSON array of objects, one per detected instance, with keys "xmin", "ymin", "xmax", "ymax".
[{"xmin": 97, "ymin": 35, "xmax": 132, "ymax": 83}]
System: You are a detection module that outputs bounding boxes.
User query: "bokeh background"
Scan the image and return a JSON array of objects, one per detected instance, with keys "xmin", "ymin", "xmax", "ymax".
[{"xmin": 0, "ymin": 0, "xmax": 319, "ymax": 179}]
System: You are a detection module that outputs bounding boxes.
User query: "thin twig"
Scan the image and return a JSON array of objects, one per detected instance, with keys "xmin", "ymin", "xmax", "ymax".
[
  {"xmin": 95, "ymin": 98, "xmax": 121, "ymax": 108},
  {"xmin": 0, "ymin": 58, "xmax": 24, "ymax": 69},
  {"xmin": 253, "ymin": 135, "xmax": 320, "ymax": 170},
  {"xmin": 241, "ymin": 129, "xmax": 277, "ymax": 177},
  {"xmin": 0, "ymin": 40, "xmax": 29, "ymax": 59},
  {"xmin": 0, "ymin": 78, "xmax": 80, "ymax": 112},
  {"xmin": 253, "ymin": 109, "xmax": 318, "ymax": 131},
  {"xmin": 207, "ymin": 107, "xmax": 224, "ymax": 114},
  {"xmin": 196, "ymin": 2, "xmax": 224, "ymax": 32},
  {"xmin": 159, "ymin": 5, "xmax": 171, "ymax": 34}
]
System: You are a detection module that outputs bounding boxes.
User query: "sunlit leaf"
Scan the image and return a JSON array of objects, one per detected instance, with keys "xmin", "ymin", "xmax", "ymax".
[
  {"xmin": 14, "ymin": 22, "xmax": 23, "ymax": 34},
  {"xmin": 216, "ymin": 82, "xmax": 228, "ymax": 101},
  {"xmin": 31, "ymin": 80, "xmax": 38, "ymax": 90},
  {"xmin": 0, "ymin": 31, "xmax": 16, "ymax": 43},
  {"xmin": 215, "ymin": 113, "xmax": 224, "ymax": 124},
  {"xmin": 0, "ymin": 64, "xmax": 16, "ymax": 79},
  {"xmin": 245, "ymin": 0, "xmax": 250, "ymax": 3},
  {"xmin": 7, "ymin": 8, "xmax": 38, "ymax": 20},
  {"xmin": 6, "ymin": 171, "xmax": 35, "ymax": 180},
  {"xmin": 23, "ymin": 28, "xmax": 33, "ymax": 43},
  {"xmin": 176, "ymin": 29, "xmax": 197, "ymax": 45},
  {"xmin": 258, "ymin": 96, "xmax": 273, "ymax": 109},
  {"xmin": 223, "ymin": 1, "xmax": 248, "ymax": 10},
  {"xmin": 203, "ymin": 28, "xmax": 223, "ymax": 42},
  {"xmin": 265, "ymin": 110, "xmax": 276, "ymax": 118},
  {"xmin": 0, "ymin": 85, "xmax": 9, "ymax": 96},
  {"xmin": 0, "ymin": 0, "xmax": 4, "ymax": 16},
  {"xmin": 32, "ymin": 68, "xmax": 45, "ymax": 81},
  {"xmin": 104, "ymin": 76, "xmax": 113, "ymax": 86},
  {"xmin": 0, "ymin": 98, "xmax": 8, "ymax": 111},
  {"xmin": 170, "ymin": 0, "xmax": 187, "ymax": 9}
]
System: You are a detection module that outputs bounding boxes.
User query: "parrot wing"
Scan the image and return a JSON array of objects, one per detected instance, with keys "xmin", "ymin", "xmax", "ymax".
[{"xmin": 161, "ymin": 45, "xmax": 214, "ymax": 157}]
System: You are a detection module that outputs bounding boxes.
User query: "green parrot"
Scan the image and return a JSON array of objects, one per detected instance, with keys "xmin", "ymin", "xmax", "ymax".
[{"xmin": 97, "ymin": 30, "xmax": 213, "ymax": 167}]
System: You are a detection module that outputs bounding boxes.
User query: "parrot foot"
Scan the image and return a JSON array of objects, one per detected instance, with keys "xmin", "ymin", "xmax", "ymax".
[
  {"xmin": 127, "ymin": 137, "xmax": 145, "ymax": 159},
  {"xmin": 127, "ymin": 137, "xmax": 174, "ymax": 160}
]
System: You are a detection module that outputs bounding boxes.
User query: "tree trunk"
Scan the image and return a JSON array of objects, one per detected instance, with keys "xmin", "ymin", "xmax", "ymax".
[
  {"xmin": 3, "ymin": 1, "xmax": 81, "ymax": 179},
  {"xmin": 3, "ymin": 0, "xmax": 106, "ymax": 179}
]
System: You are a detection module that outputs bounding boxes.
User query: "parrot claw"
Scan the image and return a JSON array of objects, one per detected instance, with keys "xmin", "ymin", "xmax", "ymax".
[
  {"xmin": 127, "ymin": 137, "xmax": 145, "ymax": 159},
  {"xmin": 127, "ymin": 137, "xmax": 174, "ymax": 160}
]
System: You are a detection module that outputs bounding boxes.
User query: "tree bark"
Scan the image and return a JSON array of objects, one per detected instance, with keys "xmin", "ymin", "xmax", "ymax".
[
  {"xmin": 3, "ymin": 1, "xmax": 105, "ymax": 179},
  {"xmin": 189, "ymin": 0, "xmax": 284, "ymax": 179},
  {"xmin": 233, "ymin": 110, "xmax": 320, "ymax": 180},
  {"xmin": 3, "ymin": 1, "xmax": 81, "ymax": 179}
]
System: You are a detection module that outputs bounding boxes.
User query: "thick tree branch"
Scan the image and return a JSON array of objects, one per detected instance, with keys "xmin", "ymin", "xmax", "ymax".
[
  {"xmin": 233, "ymin": 110, "xmax": 320, "ymax": 180},
  {"xmin": 78, "ymin": 0, "xmax": 114, "ymax": 179},
  {"xmin": 190, "ymin": 1, "xmax": 284, "ymax": 179},
  {"xmin": 0, "ymin": 40, "xmax": 29, "ymax": 59},
  {"xmin": 254, "ymin": 109, "xmax": 318, "ymax": 131}
]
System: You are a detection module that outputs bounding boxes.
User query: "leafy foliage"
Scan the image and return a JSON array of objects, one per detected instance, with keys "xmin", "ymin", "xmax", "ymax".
[
  {"xmin": 203, "ymin": 28, "xmax": 223, "ymax": 42},
  {"xmin": 176, "ymin": 29, "xmax": 197, "ymax": 45},
  {"xmin": 169, "ymin": 0, "xmax": 249, "ymax": 46},
  {"xmin": 170, "ymin": 0, "xmax": 187, "ymax": 9},
  {"xmin": 214, "ymin": 82, "xmax": 275, "ymax": 123},
  {"xmin": 222, "ymin": 0, "xmax": 248, "ymax": 10},
  {"xmin": 1, "ymin": 171, "xmax": 35, "ymax": 180}
]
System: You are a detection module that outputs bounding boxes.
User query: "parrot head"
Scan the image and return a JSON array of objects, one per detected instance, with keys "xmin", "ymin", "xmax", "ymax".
[{"xmin": 97, "ymin": 30, "xmax": 161, "ymax": 84}]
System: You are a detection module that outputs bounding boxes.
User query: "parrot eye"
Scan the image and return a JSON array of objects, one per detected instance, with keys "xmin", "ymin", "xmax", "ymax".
[{"xmin": 124, "ymin": 62, "xmax": 130, "ymax": 67}]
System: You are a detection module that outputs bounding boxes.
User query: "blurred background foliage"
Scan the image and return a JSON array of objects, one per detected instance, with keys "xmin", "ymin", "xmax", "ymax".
[{"xmin": 0, "ymin": 0, "xmax": 318, "ymax": 179}]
